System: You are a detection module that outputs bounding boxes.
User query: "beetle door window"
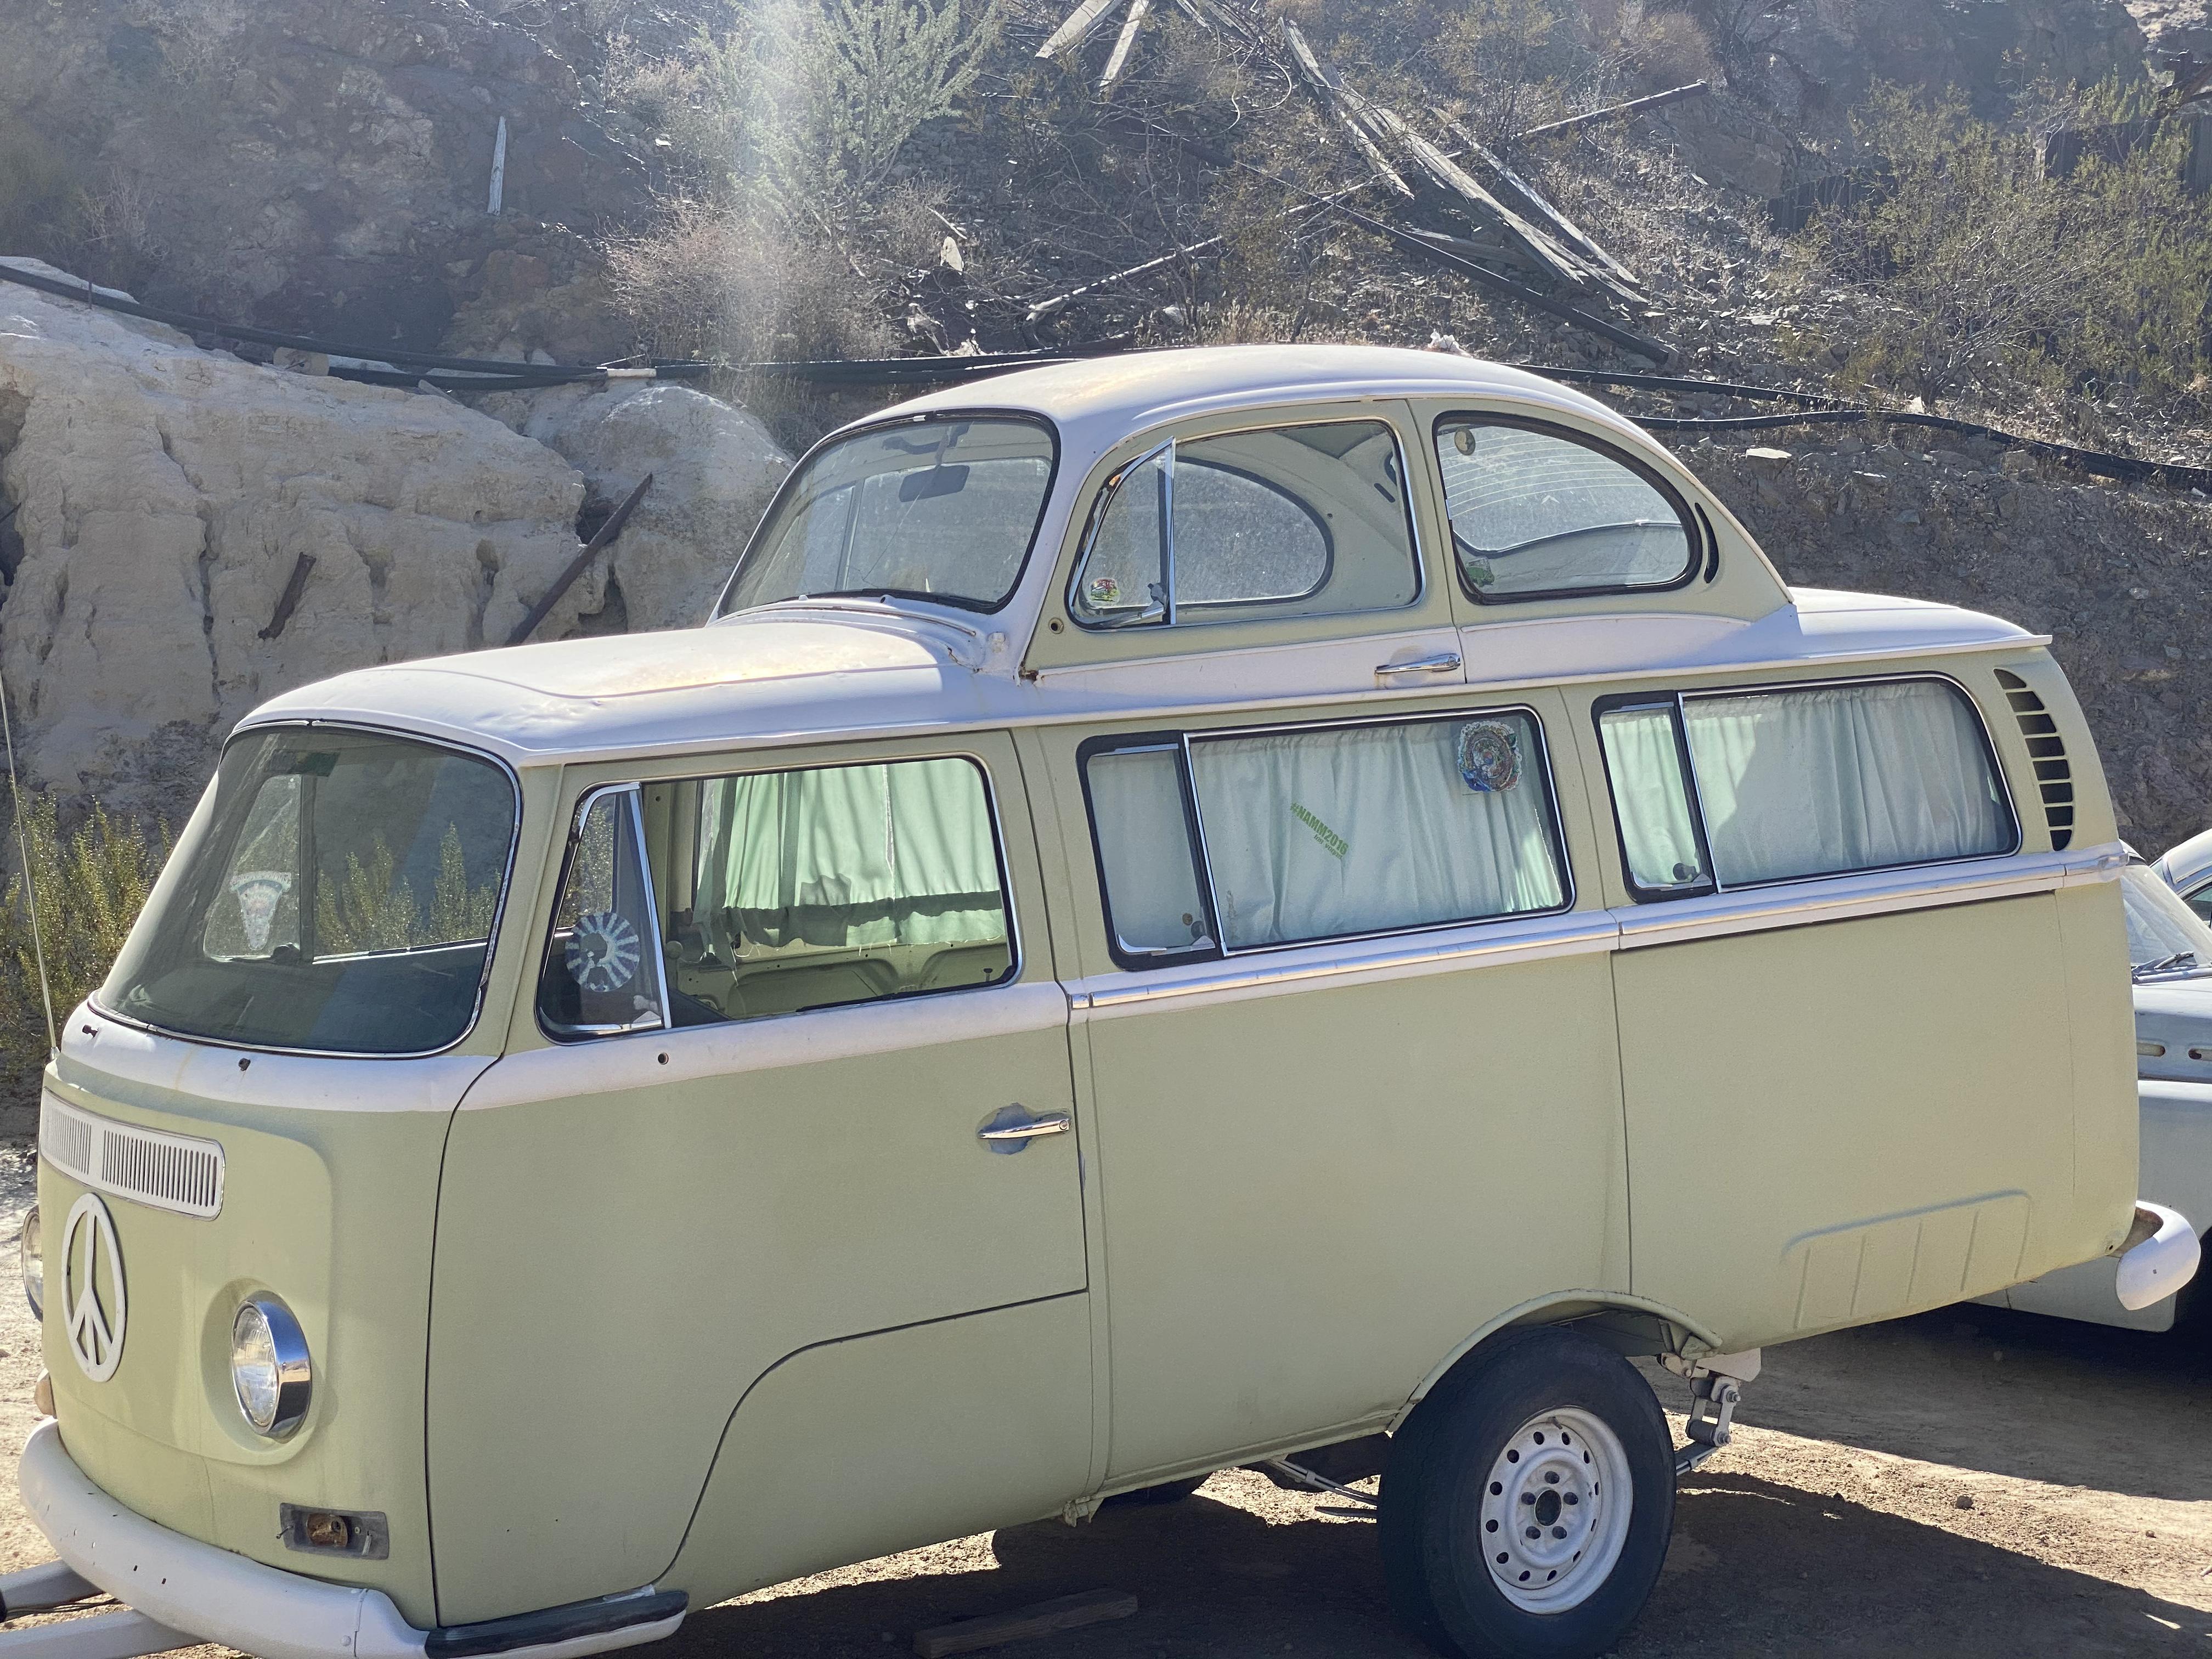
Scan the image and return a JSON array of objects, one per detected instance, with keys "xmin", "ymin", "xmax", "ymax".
[
  {"xmin": 1436, "ymin": 419, "xmax": 1696, "ymax": 601},
  {"xmin": 1082, "ymin": 711, "xmax": 1567, "ymax": 965},
  {"xmin": 1596, "ymin": 679, "xmax": 2017, "ymax": 900},
  {"xmin": 1070, "ymin": 420, "xmax": 1418, "ymax": 630}
]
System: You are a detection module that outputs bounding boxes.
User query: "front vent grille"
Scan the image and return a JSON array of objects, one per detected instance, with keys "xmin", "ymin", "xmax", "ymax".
[
  {"xmin": 1995, "ymin": 669, "xmax": 2074, "ymax": 851},
  {"xmin": 40, "ymin": 1092, "xmax": 225, "ymax": 1219}
]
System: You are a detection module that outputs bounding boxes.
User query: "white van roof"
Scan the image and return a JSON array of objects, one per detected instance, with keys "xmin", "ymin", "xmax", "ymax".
[{"xmin": 246, "ymin": 588, "xmax": 2041, "ymax": 769}]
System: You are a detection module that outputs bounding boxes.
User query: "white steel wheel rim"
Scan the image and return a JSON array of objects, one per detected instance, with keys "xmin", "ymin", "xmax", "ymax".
[{"xmin": 1478, "ymin": 1406, "xmax": 1633, "ymax": 1613}]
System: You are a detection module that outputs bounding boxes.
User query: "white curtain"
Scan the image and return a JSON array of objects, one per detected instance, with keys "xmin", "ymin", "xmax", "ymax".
[
  {"xmin": 1598, "ymin": 709, "xmax": 1708, "ymax": 890},
  {"xmin": 1086, "ymin": 748, "xmax": 1212, "ymax": 953},
  {"xmin": 693, "ymin": 758, "xmax": 1007, "ymax": 956},
  {"xmin": 1188, "ymin": 716, "xmax": 1564, "ymax": 950},
  {"xmin": 1684, "ymin": 681, "xmax": 2012, "ymax": 887}
]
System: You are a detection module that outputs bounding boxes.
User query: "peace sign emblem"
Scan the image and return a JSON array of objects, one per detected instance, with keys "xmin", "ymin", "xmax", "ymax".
[{"xmin": 61, "ymin": 1193, "xmax": 126, "ymax": 1383}]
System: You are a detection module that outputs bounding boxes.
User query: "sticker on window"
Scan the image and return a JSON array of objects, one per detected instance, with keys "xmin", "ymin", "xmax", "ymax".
[
  {"xmin": 567, "ymin": 910, "xmax": 641, "ymax": 992},
  {"xmin": 1456, "ymin": 721, "xmax": 1522, "ymax": 793},
  {"xmin": 1292, "ymin": 803, "xmax": 1350, "ymax": 859}
]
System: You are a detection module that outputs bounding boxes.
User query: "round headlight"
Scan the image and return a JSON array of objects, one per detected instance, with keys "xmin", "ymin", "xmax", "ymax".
[
  {"xmin": 230, "ymin": 1296, "xmax": 311, "ymax": 1438},
  {"xmin": 20, "ymin": 1205, "xmax": 41, "ymax": 1321}
]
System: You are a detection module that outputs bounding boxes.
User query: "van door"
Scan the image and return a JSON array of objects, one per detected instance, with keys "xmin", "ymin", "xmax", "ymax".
[
  {"xmin": 427, "ymin": 733, "xmax": 1092, "ymax": 1626},
  {"xmin": 1583, "ymin": 673, "xmax": 2118, "ymax": 1348},
  {"xmin": 1049, "ymin": 696, "xmax": 1629, "ymax": 1485}
]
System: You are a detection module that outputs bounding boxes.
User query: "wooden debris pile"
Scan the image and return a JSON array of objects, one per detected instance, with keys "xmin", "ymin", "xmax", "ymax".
[{"xmin": 1031, "ymin": 0, "xmax": 1713, "ymax": 362}]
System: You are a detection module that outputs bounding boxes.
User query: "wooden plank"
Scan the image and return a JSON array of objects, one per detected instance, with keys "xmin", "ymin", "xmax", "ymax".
[
  {"xmin": 505, "ymin": 473, "xmax": 653, "ymax": 647},
  {"xmin": 1515, "ymin": 80, "xmax": 1709, "ymax": 142},
  {"xmin": 1039, "ymin": 0, "xmax": 1124, "ymax": 59},
  {"xmin": 912, "ymin": 1590, "xmax": 1139, "ymax": 1659},
  {"xmin": 1437, "ymin": 113, "xmax": 1643, "ymax": 289},
  {"xmin": 1098, "ymin": 0, "xmax": 1152, "ymax": 88},
  {"xmin": 1279, "ymin": 18, "xmax": 1413, "ymax": 199}
]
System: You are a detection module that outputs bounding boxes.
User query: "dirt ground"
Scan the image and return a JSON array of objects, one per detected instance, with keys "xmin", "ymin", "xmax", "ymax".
[{"xmin": 0, "ymin": 1142, "xmax": 2203, "ymax": 1658}]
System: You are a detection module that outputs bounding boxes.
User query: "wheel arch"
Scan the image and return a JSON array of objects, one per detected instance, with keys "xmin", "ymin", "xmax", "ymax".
[{"xmin": 1391, "ymin": 1291, "xmax": 1727, "ymax": 1431}]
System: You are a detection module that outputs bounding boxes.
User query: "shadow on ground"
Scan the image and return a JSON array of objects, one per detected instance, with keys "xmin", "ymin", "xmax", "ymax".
[{"xmin": 662, "ymin": 1468, "xmax": 2208, "ymax": 1659}]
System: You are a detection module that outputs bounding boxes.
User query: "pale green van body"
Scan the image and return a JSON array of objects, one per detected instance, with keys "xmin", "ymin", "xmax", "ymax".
[{"xmin": 31, "ymin": 347, "xmax": 2144, "ymax": 1645}]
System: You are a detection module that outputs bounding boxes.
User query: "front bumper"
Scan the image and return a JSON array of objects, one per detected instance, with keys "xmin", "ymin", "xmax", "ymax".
[{"xmin": 18, "ymin": 1423, "xmax": 685, "ymax": 1659}]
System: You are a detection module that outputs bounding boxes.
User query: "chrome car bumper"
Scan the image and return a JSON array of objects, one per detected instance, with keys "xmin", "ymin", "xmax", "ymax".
[{"xmin": 11, "ymin": 1423, "xmax": 685, "ymax": 1659}]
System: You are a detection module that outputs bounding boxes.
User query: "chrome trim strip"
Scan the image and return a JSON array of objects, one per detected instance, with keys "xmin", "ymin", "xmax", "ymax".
[
  {"xmin": 1613, "ymin": 842, "xmax": 2123, "ymax": 952},
  {"xmin": 1069, "ymin": 911, "xmax": 1620, "ymax": 1017}
]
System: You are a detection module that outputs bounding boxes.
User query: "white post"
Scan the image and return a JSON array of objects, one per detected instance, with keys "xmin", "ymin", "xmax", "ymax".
[{"xmin": 487, "ymin": 116, "xmax": 507, "ymax": 215}]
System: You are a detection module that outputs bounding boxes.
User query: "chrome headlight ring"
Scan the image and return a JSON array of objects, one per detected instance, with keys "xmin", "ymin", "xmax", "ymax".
[
  {"xmin": 20, "ymin": 1204, "xmax": 41, "ymax": 1321},
  {"xmin": 230, "ymin": 1295, "xmax": 312, "ymax": 1439}
]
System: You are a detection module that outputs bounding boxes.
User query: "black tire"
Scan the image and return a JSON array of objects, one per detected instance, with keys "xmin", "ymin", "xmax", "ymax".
[
  {"xmin": 1101, "ymin": 1474, "xmax": 1208, "ymax": 1507},
  {"xmin": 1380, "ymin": 1329, "xmax": 1676, "ymax": 1659}
]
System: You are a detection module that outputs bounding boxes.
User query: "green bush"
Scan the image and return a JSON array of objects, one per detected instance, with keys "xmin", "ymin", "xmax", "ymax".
[
  {"xmin": 1797, "ymin": 82, "xmax": 2212, "ymax": 421},
  {"xmin": 0, "ymin": 797, "xmax": 168, "ymax": 1113}
]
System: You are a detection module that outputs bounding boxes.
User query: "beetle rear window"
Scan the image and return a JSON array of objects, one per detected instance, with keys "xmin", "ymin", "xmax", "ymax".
[{"xmin": 101, "ymin": 727, "xmax": 516, "ymax": 1054}]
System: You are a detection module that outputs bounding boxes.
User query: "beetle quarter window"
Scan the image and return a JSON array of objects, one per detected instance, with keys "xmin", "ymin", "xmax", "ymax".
[
  {"xmin": 1436, "ymin": 419, "xmax": 1696, "ymax": 601},
  {"xmin": 1070, "ymin": 420, "xmax": 1419, "ymax": 630},
  {"xmin": 1083, "ymin": 712, "xmax": 1568, "ymax": 964},
  {"xmin": 541, "ymin": 757, "xmax": 1016, "ymax": 1038},
  {"xmin": 1597, "ymin": 679, "xmax": 2017, "ymax": 899}
]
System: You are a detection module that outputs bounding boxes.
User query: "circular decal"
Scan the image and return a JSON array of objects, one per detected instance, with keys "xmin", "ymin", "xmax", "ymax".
[
  {"xmin": 1086, "ymin": 575, "xmax": 1124, "ymax": 608},
  {"xmin": 566, "ymin": 910, "xmax": 641, "ymax": 994},
  {"xmin": 1456, "ymin": 720, "xmax": 1522, "ymax": 793},
  {"xmin": 61, "ymin": 1193, "xmax": 126, "ymax": 1383}
]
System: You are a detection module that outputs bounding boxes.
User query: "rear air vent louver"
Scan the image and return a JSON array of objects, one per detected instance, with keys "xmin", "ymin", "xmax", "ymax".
[
  {"xmin": 40, "ymin": 1092, "xmax": 224, "ymax": 1219},
  {"xmin": 1995, "ymin": 669, "xmax": 2073, "ymax": 851}
]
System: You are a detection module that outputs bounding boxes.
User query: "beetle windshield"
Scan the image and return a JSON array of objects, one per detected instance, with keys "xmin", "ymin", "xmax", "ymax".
[
  {"xmin": 717, "ymin": 415, "xmax": 1056, "ymax": 616},
  {"xmin": 100, "ymin": 727, "xmax": 517, "ymax": 1053},
  {"xmin": 2122, "ymin": 861, "xmax": 2212, "ymax": 981}
]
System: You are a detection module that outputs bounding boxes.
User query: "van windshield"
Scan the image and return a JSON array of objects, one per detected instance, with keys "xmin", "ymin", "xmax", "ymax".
[
  {"xmin": 100, "ymin": 727, "xmax": 517, "ymax": 1054},
  {"xmin": 716, "ymin": 415, "xmax": 1056, "ymax": 617}
]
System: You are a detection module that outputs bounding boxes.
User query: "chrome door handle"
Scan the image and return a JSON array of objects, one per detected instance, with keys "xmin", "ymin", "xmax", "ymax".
[
  {"xmin": 979, "ymin": 1113, "xmax": 1073, "ymax": 1143},
  {"xmin": 1375, "ymin": 652, "xmax": 1463, "ymax": 678}
]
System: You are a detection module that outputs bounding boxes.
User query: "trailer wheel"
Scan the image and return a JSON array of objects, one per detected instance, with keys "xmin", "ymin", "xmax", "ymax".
[{"xmin": 1380, "ymin": 1329, "xmax": 1675, "ymax": 1659}]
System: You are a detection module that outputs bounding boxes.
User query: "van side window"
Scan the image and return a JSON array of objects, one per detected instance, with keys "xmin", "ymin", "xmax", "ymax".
[
  {"xmin": 1596, "ymin": 679, "xmax": 2018, "ymax": 901},
  {"xmin": 539, "ymin": 788, "xmax": 672, "ymax": 1038},
  {"xmin": 1081, "ymin": 711, "xmax": 1569, "ymax": 967},
  {"xmin": 1069, "ymin": 420, "xmax": 1418, "ymax": 630},
  {"xmin": 1435, "ymin": 417, "xmax": 1697, "ymax": 601}
]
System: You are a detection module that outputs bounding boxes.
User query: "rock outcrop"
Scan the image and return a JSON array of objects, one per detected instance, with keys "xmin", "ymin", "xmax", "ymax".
[
  {"xmin": 476, "ymin": 381, "xmax": 793, "ymax": 633},
  {"xmin": 0, "ymin": 262, "xmax": 783, "ymax": 825}
]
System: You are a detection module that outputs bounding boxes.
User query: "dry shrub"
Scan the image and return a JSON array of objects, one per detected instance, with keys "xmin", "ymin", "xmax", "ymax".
[
  {"xmin": 603, "ymin": 196, "xmax": 896, "ymax": 364},
  {"xmin": 0, "ymin": 797, "xmax": 167, "ymax": 1114},
  {"xmin": 1796, "ymin": 83, "xmax": 2212, "ymax": 422}
]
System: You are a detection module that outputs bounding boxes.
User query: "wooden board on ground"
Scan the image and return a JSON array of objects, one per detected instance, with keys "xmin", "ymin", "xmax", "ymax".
[{"xmin": 912, "ymin": 1589, "xmax": 1140, "ymax": 1658}]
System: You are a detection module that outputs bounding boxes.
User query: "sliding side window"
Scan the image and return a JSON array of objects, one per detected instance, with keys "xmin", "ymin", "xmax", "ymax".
[
  {"xmin": 1068, "ymin": 420, "xmax": 1419, "ymax": 630},
  {"xmin": 1081, "ymin": 712, "xmax": 1570, "ymax": 968},
  {"xmin": 1436, "ymin": 416, "xmax": 1699, "ymax": 602},
  {"xmin": 1596, "ymin": 679, "xmax": 2019, "ymax": 901}
]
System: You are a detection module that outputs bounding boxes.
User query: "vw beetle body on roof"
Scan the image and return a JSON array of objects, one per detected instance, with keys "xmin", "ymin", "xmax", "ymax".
[{"xmin": 19, "ymin": 346, "xmax": 2193, "ymax": 1659}]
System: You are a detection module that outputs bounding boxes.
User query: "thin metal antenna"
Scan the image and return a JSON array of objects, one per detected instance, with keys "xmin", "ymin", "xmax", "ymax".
[{"xmin": 0, "ymin": 658, "xmax": 57, "ymax": 1059}]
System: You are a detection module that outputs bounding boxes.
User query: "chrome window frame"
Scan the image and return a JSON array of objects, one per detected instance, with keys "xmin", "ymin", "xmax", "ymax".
[
  {"xmin": 1592, "ymin": 671, "xmax": 2024, "ymax": 906},
  {"xmin": 1066, "ymin": 416, "xmax": 1424, "ymax": 633},
  {"xmin": 712, "ymin": 408, "xmax": 1063, "ymax": 620},
  {"xmin": 1432, "ymin": 410, "xmax": 1706, "ymax": 605},
  {"xmin": 89, "ymin": 718, "xmax": 523, "ymax": 1062},
  {"xmin": 537, "ymin": 783, "xmax": 674, "ymax": 1043},
  {"xmin": 1078, "ymin": 704, "xmax": 1576, "ymax": 972},
  {"xmin": 538, "ymin": 751, "xmax": 1024, "ymax": 1043}
]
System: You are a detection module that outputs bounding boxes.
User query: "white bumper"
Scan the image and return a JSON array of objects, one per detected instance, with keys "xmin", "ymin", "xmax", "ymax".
[
  {"xmin": 19, "ymin": 1423, "xmax": 683, "ymax": 1659},
  {"xmin": 20, "ymin": 1420, "xmax": 428, "ymax": 1659},
  {"xmin": 2115, "ymin": 1201, "xmax": 2200, "ymax": 1311}
]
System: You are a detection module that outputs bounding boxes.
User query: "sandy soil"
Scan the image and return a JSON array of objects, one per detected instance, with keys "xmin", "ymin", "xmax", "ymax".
[{"xmin": 0, "ymin": 1144, "xmax": 2203, "ymax": 1657}]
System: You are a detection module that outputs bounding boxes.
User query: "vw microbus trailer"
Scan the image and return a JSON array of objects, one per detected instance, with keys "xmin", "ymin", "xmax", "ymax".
[{"xmin": 11, "ymin": 347, "xmax": 2197, "ymax": 1659}]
